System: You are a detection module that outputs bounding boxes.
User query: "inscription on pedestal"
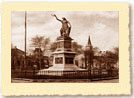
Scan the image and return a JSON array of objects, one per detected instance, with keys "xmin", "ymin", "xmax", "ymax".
[
  {"xmin": 65, "ymin": 57, "xmax": 74, "ymax": 64},
  {"xmin": 55, "ymin": 57, "xmax": 63, "ymax": 64}
]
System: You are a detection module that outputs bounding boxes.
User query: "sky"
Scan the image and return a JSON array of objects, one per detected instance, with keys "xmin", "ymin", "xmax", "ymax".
[{"xmin": 11, "ymin": 11, "xmax": 118, "ymax": 51}]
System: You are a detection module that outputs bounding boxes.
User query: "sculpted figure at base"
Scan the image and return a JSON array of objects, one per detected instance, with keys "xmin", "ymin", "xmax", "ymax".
[{"xmin": 52, "ymin": 14, "xmax": 71, "ymax": 37}]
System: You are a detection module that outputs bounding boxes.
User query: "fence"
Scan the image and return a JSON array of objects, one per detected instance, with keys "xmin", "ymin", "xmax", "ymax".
[{"xmin": 11, "ymin": 68, "xmax": 118, "ymax": 79}]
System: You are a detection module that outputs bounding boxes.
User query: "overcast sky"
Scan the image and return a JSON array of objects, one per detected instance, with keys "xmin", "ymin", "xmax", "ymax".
[{"xmin": 11, "ymin": 11, "xmax": 118, "ymax": 51}]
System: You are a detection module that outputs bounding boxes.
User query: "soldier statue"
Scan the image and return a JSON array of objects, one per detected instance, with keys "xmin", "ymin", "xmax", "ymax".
[{"xmin": 52, "ymin": 14, "xmax": 71, "ymax": 37}]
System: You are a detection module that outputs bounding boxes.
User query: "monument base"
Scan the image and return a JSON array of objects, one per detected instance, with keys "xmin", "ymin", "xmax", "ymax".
[
  {"xmin": 37, "ymin": 66, "xmax": 87, "ymax": 76},
  {"xmin": 37, "ymin": 51, "xmax": 86, "ymax": 76},
  {"xmin": 37, "ymin": 36, "xmax": 88, "ymax": 77}
]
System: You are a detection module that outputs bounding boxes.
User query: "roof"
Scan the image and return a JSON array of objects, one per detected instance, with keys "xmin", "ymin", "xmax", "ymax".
[
  {"xmin": 11, "ymin": 47, "xmax": 25, "ymax": 55},
  {"xmin": 85, "ymin": 35, "xmax": 93, "ymax": 51},
  {"xmin": 34, "ymin": 48, "xmax": 42, "ymax": 52}
]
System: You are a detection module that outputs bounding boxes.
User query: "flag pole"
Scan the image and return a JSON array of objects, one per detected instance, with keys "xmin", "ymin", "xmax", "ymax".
[{"xmin": 24, "ymin": 11, "xmax": 27, "ymax": 69}]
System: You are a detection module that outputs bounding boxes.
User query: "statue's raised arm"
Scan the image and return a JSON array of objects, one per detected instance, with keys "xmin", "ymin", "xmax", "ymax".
[{"xmin": 51, "ymin": 14, "xmax": 62, "ymax": 22}]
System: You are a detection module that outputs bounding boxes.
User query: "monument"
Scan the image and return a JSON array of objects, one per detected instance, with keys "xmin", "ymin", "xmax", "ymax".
[
  {"xmin": 49, "ymin": 14, "xmax": 84, "ymax": 71},
  {"xmin": 38, "ymin": 14, "xmax": 85, "ymax": 76}
]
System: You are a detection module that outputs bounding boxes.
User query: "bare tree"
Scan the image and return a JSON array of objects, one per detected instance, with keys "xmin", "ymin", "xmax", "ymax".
[
  {"xmin": 31, "ymin": 35, "xmax": 45, "ymax": 48},
  {"xmin": 50, "ymin": 42, "xmax": 57, "ymax": 52},
  {"xmin": 30, "ymin": 35, "xmax": 50, "ymax": 69},
  {"xmin": 42, "ymin": 37, "xmax": 50, "ymax": 51}
]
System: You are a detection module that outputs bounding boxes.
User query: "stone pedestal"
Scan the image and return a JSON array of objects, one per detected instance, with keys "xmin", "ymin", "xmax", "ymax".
[
  {"xmin": 49, "ymin": 36, "xmax": 83, "ymax": 71},
  {"xmin": 38, "ymin": 36, "xmax": 85, "ymax": 76},
  {"xmin": 52, "ymin": 36, "xmax": 75, "ymax": 70}
]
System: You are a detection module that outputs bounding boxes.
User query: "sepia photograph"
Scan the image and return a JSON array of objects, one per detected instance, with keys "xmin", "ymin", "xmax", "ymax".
[
  {"xmin": 11, "ymin": 11, "xmax": 119, "ymax": 83},
  {"xmin": 2, "ymin": 2, "xmax": 131, "ymax": 95}
]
